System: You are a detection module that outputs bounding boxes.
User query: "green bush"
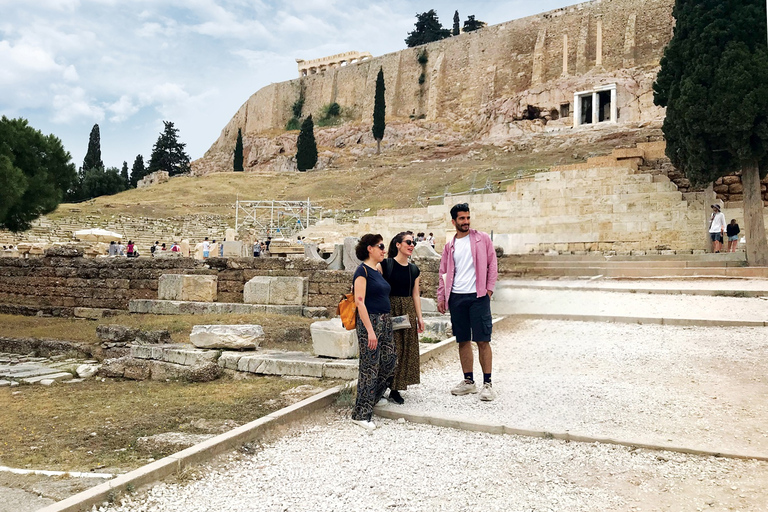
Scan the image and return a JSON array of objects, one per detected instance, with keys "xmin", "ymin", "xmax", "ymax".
[
  {"xmin": 418, "ymin": 73, "xmax": 426, "ymax": 85},
  {"xmin": 291, "ymin": 97, "xmax": 304, "ymax": 119},
  {"xmin": 417, "ymin": 49, "xmax": 428, "ymax": 65},
  {"xmin": 285, "ymin": 117, "xmax": 301, "ymax": 131}
]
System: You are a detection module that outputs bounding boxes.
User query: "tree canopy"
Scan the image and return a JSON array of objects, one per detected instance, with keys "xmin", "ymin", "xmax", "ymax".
[
  {"xmin": 372, "ymin": 68, "xmax": 386, "ymax": 154},
  {"xmin": 296, "ymin": 115, "xmax": 318, "ymax": 172},
  {"xmin": 405, "ymin": 10, "xmax": 451, "ymax": 47},
  {"xmin": 81, "ymin": 166, "xmax": 126, "ymax": 199},
  {"xmin": 82, "ymin": 124, "xmax": 104, "ymax": 172},
  {"xmin": 654, "ymin": 0, "xmax": 768, "ymax": 264},
  {"xmin": 129, "ymin": 154, "xmax": 146, "ymax": 188},
  {"xmin": 452, "ymin": 11, "xmax": 460, "ymax": 36},
  {"xmin": 148, "ymin": 121, "xmax": 191, "ymax": 176},
  {"xmin": 463, "ymin": 15, "xmax": 486, "ymax": 32},
  {"xmin": 0, "ymin": 116, "xmax": 77, "ymax": 232}
]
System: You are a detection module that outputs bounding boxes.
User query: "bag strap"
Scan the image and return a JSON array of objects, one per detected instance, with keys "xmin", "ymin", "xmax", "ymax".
[{"xmin": 382, "ymin": 258, "xmax": 393, "ymax": 282}]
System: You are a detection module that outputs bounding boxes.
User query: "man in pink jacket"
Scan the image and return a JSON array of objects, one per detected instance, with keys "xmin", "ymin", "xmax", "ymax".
[{"xmin": 437, "ymin": 203, "xmax": 498, "ymax": 401}]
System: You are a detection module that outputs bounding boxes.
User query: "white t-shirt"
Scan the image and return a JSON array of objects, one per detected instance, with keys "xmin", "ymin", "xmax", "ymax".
[
  {"xmin": 452, "ymin": 235, "xmax": 476, "ymax": 294},
  {"xmin": 709, "ymin": 212, "xmax": 726, "ymax": 233},
  {"xmin": 203, "ymin": 241, "xmax": 210, "ymax": 252}
]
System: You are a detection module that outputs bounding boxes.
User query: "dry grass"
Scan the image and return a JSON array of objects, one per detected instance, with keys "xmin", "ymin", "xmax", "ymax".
[
  {"xmin": 0, "ymin": 376, "xmax": 331, "ymax": 472},
  {"xmin": 0, "ymin": 313, "xmax": 314, "ymax": 351},
  {"xmin": 47, "ymin": 143, "xmax": 581, "ymax": 222}
]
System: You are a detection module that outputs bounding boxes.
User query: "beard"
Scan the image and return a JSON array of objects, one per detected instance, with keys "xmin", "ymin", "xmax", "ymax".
[{"xmin": 457, "ymin": 223, "xmax": 470, "ymax": 232}]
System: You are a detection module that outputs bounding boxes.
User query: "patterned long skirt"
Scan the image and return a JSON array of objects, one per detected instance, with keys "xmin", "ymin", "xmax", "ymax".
[
  {"xmin": 389, "ymin": 296, "xmax": 421, "ymax": 390},
  {"xmin": 352, "ymin": 312, "xmax": 395, "ymax": 422}
]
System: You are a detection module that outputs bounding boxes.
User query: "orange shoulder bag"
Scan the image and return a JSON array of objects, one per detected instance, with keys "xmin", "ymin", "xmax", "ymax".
[{"xmin": 337, "ymin": 265, "xmax": 367, "ymax": 330}]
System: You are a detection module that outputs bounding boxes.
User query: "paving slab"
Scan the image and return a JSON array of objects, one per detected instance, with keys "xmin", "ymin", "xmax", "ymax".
[
  {"xmin": 21, "ymin": 372, "xmax": 73, "ymax": 384},
  {"xmin": 387, "ymin": 319, "xmax": 768, "ymax": 457},
  {"xmin": 505, "ymin": 277, "xmax": 768, "ymax": 296},
  {"xmin": 0, "ymin": 365, "xmax": 61, "ymax": 379}
]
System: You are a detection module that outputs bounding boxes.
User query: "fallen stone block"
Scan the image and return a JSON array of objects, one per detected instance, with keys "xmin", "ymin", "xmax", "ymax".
[
  {"xmin": 241, "ymin": 353, "xmax": 325, "ymax": 378},
  {"xmin": 158, "ymin": 274, "xmax": 217, "ymax": 302},
  {"xmin": 21, "ymin": 372, "xmax": 73, "ymax": 384},
  {"xmin": 420, "ymin": 297, "xmax": 437, "ymax": 313},
  {"xmin": 217, "ymin": 351, "xmax": 243, "ymax": 371},
  {"xmin": 186, "ymin": 362, "xmax": 222, "ymax": 382},
  {"xmin": 322, "ymin": 361, "xmax": 359, "ymax": 380},
  {"xmin": 131, "ymin": 344, "xmax": 220, "ymax": 366},
  {"xmin": 412, "ymin": 243, "xmax": 441, "ymax": 259},
  {"xmin": 0, "ymin": 380, "xmax": 11, "ymax": 387},
  {"xmin": 310, "ymin": 318, "xmax": 358, "ymax": 359},
  {"xmin": 76, "ymin": 364, "xmax": 100, "ymax": 378},
  {"xmin": 96, "ymin": 325, "xmax": 171, "ymax": 345},
  {"xmin": 325, "ymin": 244, "xmax": 344, "ymax": 270},
  {"xmin": 422, "ymin": 317, "xmax": 452, "ymax": 341},
  {"xmin": 73, "ymin": 307, "xmax": 121, "ymax": 320},
  {"xmin": 243, "ymin": 276, "xmax": 308, "ymax": 306},
  {"xmin": 190, "ymin": 325, "xmax": 264, "ymax": 350},
  {"xmin": 342, "ymin": 237, "xmax": 361, "ymax": 270},
  {"xmin": 129, "ymin": 300, "xmax": 267, "ymax": 316}
]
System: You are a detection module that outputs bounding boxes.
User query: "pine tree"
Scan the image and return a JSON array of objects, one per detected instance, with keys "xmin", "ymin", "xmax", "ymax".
[
  {"xmin": 372, "ymin": 68, "xmax": 386, "ymax": 155},
  {"xmin": 147, "ymin": 121, "xmax": 191, "ymax": 176},
  {"xmin": 405, "ymin": 10, "xmax": 451, "ymax": 47},
  {"xmin": 296, "ymin": 115, "xmax": 318, "ymax": 172},
  {"xmin": 654, "ymin": 0, "xmax": 768, "ymax": 265},
  {"xmin": 234, "ymin": 128, "xmax": 244, "ymax": 172},
  {"xmin": 120, "ymin": 161, "xmax": 129, "ymax": 189},
  {"xmin": 82, "ymin": 124, "xmax": 104, "ymax": 172},
  {"xmin": 129, "ymin": 154, "xmax": 145, "ymax": 188},
  {"xmin": 452, "ymin": 11, "xmax": 460, "ymax": 36},
  {"xmin": 463, "ymin": 15, "xmax": 486, "ymax": 32},
  {"xmin": 0, "ymin": 116, "xmax": 77, "ymax": 232}
]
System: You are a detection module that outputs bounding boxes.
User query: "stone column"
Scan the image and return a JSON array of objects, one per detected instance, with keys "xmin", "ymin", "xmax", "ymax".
[
  {"xmin": 562, "ymin": 34, "xmax": 569, "ymax": 76},
  {"xmin": 596, "ymin": 19, "xmax": 603, "ymax": 68},
  {"xmin": 592, "ymin": 92, "xmax": 599, "ymax": 125},
  {"xmin": 573, "ymin": 92, "xmax": 582, "ymax": 128},
  {"xmin": 610, "ymin": 87, "xmax": 618, "ymax": 122}
]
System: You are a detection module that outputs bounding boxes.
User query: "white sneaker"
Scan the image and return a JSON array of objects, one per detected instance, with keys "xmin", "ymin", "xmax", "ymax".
[
  {"xmin": 451, "ymin": 379, "xmax": 478, "ymax": 396},
  {"xmin": 352, "ymin": 419, "xmax": 376, "ymax": 431},
  {"xmin": 479, "ymin": 382, "xmax": 497, "ymax": 401},
  {"xmin": 376, "ymin": 397, "xmax": 389, "ymax": 407}
]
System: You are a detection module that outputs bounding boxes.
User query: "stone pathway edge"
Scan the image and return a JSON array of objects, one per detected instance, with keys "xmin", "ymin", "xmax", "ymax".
[{"xmin": 373, "ymin": 408, "xmax": 768, "ymax": 463}]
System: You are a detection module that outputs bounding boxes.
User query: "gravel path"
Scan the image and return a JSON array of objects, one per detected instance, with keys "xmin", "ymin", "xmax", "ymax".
[
  {"xmin": 99, "ymin": 411, "xmax": 768, "ymax": 512},
  {"xmin": 491, "ymin": 287, "xmax": 768, "ymax": 321},
  {"xmin": 505, "ymin": 278, "xmax": 768, "ymax": 293},
  {"xmin": 392, "ymin": 319, "xmax": 768, "ymax": 455}
]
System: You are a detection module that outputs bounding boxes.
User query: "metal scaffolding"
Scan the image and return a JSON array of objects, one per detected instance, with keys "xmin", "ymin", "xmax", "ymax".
[{"xmin": 234, "ymin": 199, "xmax": 322, "ymax": 238}]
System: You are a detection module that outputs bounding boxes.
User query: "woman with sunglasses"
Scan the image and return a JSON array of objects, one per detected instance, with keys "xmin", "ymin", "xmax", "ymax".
[
  {"xmin": 380, "ymin": 231, "xmax": 425, "ymax": 404},
  {"xmin": 351, "ymin": 233, "xmax": 396, "ymax": 431}
]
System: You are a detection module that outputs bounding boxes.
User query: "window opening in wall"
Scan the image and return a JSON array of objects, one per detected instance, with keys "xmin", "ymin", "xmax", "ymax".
[
  {"xmin": 598, "ymin": 90, "xmax": 612, "ymax": 122},
  {"xmin": 560, "ymin": 103, "xmax": 570, "ymax": 118},
  {"xmin": 580, "ymin": 95, "xmax": 593, "ymax": 125}
]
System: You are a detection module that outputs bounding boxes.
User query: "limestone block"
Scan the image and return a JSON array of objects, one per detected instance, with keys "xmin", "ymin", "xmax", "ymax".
[
  {"xmin": 190, "ymin": 324, "xmax": 264, "ymax": 350},
  {"xmin": 420, "ymin": 297, "xmax": 437, "ymax": 313},
  {"xmin": 342, "ymin": 237, "xmax": 361, "ymax": 270},
  {"xmin": 217, "ymin": 351, "xmax": 243, "ymax": 370},
  {"xmin": 158, "ymin": 274, "xmax": 217, "ymax": 302},
  {"xmin": 76, "ymin": 364, "xmax": 100, "ymax": 378},
  {"xmin": 311, "ymin": 318, "xmax": 358, "ymax": 359},
  {"xmin": 222, "ymin": 241, "xmax": 245, "ymax": 258},
  {"xmin": 412, "ymin": 243, "xmax": 441, "ymax": 259},
  {"xmin": 225, "ymin": 228, "xmax": 237, "ymax": 241},
  {"xmin": 304, "ymin": 243, "xmax": 325, "ymax": 262},
  {"xmin": 243, "ymin": 276, "xmax": 307, "ymax": 306},
  {"xmin": 325, "ymin": 244, "xmax": 344, "ymax": 270},
  {"xmin": 180, "ymin": 239, "xmax": 190, "ymax": 257}
]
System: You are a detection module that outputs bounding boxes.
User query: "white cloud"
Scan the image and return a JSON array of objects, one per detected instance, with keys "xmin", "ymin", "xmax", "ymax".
[
  {"xmin": 107, "ymin": 95, "xmax": 139, "ymax": 122},
  {"xmin": 51, "ymin": 86, "xmax": 104, "ymax": 123},
  {"xmin": 0, "ymin": 41, "xmax": 61, "ymax": 84}
]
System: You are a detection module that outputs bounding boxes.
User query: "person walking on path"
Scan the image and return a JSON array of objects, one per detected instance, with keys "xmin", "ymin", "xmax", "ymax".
[
  {"xmin": 202, "ymin": 237, "xmax": 210, "ymax": 259},
  {"xmin": 351, "ymin": 234, "xmax": 396, "ymax": 431},
  {"xmin": 437, "ymin": 203, "xmax": 498, "ymax": 401},
  {"xmin": 709, "ymin": 204, "xmax": 727, "ymax": 253},
  {"xmin": 727, "ymin": 219, "xmax": 741, "ymax": 253},
  {"xmin": 381, "ymin": 231, "xmax": 425, "ymax": 404}
]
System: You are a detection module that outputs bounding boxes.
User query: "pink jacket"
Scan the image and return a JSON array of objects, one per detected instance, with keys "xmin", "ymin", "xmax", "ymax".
[{"xmin": 437, "ymin": 228, "xmax": 498, "ymax": 305}]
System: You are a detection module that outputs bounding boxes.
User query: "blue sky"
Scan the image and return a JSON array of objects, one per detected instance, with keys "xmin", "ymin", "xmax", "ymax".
[{"xmin": 0, "ymin": 0, "xmax": 576, "ymax": 171}]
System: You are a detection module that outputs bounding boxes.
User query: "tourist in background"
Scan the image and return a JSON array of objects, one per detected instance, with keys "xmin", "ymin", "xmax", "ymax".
[
  {"xmin": 727, "ymin": 219, "xmax": 741, "ymax": 253},
  {"xmin": 126, "ymin": 240, "xmax": 136, "ymax": 258},
  {"xmin": 171, "ymin": 242, "xmax": 180, "ymax": 253},
  {"xmin": 709, "ymin": 204, "xmax": 726, "ymax": 253},
  {"xmin": 108, "ymin": 241, "xmax": 118, "ymax": 257},
  {"xmin": 117, "ymin": 241, "xmax": 126, "ymax": 256},
  {"xmin": 437, "ymin": 203, "xmax": 498, "ymax": 401},
  {"xmin": 381, "ymin": 231, "xmax": 424, "ymax": 404},
  {"xmin": 253, "ymin": 239, "xmax": 261, "ymax": 257},
  {"xmin": 161, "ymin": 243, "xmax": 167, "ymax": 251},
  {"xmin": 150, "ymin": 241, "xmax": 159, "ymax": 256},
  {"xmin": 351, "ymin": 234, "xmax": 396, "ymax": 431},
  {"xmin": 202, "ymin": 237, "xmax": 210, "ymax": 259},
  {"xmin": 426, "ymin": 232, "xmax": 435, "ymax": 248}
]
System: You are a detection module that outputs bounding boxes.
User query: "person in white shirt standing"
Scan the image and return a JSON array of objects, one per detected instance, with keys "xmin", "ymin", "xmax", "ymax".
[
  {"xmin": 437, "ymin": 203, "xmax": 499, "ymax": 401},
  {"xmin": 709, "ymin": 204, "xmax": 726, "ymax": 253}
]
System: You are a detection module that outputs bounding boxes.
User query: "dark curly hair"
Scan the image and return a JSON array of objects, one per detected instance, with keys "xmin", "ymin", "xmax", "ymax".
[
  {"xmin": 450, "ymin": 202, "xmax": 470, "ymax": 220},
  {"xmin": 355, "ymin": 233, "xmax": 383, "ymax": 261},
  {"xmin": 387, "ymin": 231, "xmax": 413, "ymax": 258}
]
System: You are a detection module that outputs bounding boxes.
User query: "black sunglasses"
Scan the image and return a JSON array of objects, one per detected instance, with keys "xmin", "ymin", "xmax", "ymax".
[
  {"xmin": 374, "ymin": 243, "xmax": 386, "ymax": 250},
  {"xmin": 401, "ymin": 240, "xmax": 415, "ymax": 246}
]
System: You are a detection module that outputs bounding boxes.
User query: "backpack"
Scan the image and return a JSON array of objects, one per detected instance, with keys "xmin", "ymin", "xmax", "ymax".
[
  {"xmin": 380, "ymin": 258, "xmax": 419, "ymax": 295},
  {"xmin": 337, "ymin": 265, "xmax": 367, "ymax": 330}
]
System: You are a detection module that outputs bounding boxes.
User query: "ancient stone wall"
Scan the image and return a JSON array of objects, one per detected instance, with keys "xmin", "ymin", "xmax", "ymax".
[
  {"xmin": 0, "ymin": 253, "xmax": 440, "ymax": 317},
  {"xmin": 194, "ymin": 0, "xmax": 674, "ymax": 174}
]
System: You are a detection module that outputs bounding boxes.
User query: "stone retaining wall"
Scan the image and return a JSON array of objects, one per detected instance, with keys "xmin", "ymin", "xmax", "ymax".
[{"xmin": 0, "ymin": 252, "xmax": 440, "ymax": 317}]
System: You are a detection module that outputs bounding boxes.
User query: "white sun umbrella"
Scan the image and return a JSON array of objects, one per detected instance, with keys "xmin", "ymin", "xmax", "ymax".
[{"xmin": 73, "ymin": 228, "xmax": 124, "ymax": 242}]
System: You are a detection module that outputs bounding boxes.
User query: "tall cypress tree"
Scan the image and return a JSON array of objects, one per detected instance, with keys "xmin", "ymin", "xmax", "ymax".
[
  {"xmin": 129, "ymin": 154, "xmax": 145, "ymax": 188},
  {"xmin": 654, "ymin": 0, "xmax": 768, "ymax": 265},
  {"xmin": 452, "ymin": 11, "xmax": 460, "ymax": 36},
  {"xmin": 296, "ymin": 115, "xmax": 318, "ymax": 172},
  {"xmin": 372, "ymin": 68, "xmax": 386, "ymax": 155},
  {"xmin": 405, "ymin": 10, "xmax": 451, "ymax": 47},
  {"xmin": 120, "ymin": 161, "xmax": 129, "ymax": 189},
  {"xmin": 82, "ymin": 124, "xmax": 104, "ymax": 172},
  {"xmin": 148, "ymin": 121, "xmax": 191, "ymax": 176},
  {"xmin": 234, "ymin": 128, "xmax": 244, "ymax": 172}
]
